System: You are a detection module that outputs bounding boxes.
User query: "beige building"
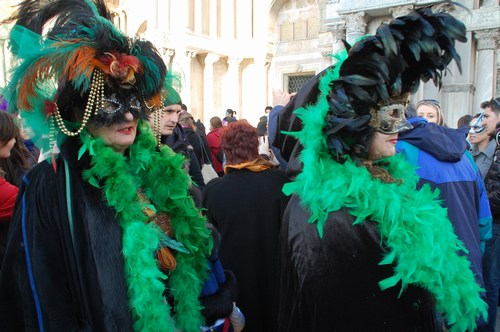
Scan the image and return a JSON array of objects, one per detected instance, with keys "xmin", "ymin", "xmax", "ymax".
[{"xmin": 0, "ymin": 0, "xmax": 499, "ymax": 127}]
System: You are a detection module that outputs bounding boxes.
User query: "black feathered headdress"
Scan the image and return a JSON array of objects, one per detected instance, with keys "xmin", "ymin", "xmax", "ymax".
[
  {"xmin": 273, "ymin": 6, "xmax": 466, "ymax": 163},
  {"xmin": 2, "ymin": 0, "xmax": 168, "ymax": 152}
]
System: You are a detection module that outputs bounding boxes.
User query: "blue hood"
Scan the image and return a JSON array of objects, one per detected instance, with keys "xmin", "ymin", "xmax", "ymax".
[{"xmin": 398, "ymin": 118, "xmax": 468, "ymax": 162}]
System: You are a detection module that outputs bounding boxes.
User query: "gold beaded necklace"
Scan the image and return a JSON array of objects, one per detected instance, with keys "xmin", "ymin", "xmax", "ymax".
[
  {"xmin": 153, "ymin": 108, "xmax": 164, "ymax": 146},
  {"xmin": 52, "ymin": 69, "xmax": 105, "ymax": 137}
]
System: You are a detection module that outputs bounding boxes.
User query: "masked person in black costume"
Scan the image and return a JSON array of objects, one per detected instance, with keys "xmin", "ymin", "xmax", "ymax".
[
  {"xmin": 0, "ymin": 1, "xmax": 211, "ymax": 331},
  {"xmin": 274, "ymin": 6, "xmax": 487, "ymax": 332}
]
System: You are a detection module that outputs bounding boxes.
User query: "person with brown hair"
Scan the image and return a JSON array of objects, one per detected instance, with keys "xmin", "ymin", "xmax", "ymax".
[
  {"xmin": 207, "ymin": 116, "xmax": 224, "ymax": 176},
  {"xmin": 179, "ymin": 111, "xmax": 213, "ymax": 168},
  {"xmin": 202, "ymin": 120, "xmax": 290, "ymax": 332},
  {"xmin": 477, "ymin": 97, "xmax": 500, "ymax": 331},
  {"xmin": 0, "ymin": 111, "xmax": 19, "ymax": 268}
]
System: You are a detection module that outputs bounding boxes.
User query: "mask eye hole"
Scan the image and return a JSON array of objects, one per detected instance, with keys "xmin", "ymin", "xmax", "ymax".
[
  {"xmin": 129, "ymin": 95, "xmax": 142, "ymax": 110},
  {"xmin": 385, "ymin": 108, "xmax": 399, "ymax": 118},
  {"xmin": 101, "ymin": 98, "xmax": 122, "ymax": 114}
]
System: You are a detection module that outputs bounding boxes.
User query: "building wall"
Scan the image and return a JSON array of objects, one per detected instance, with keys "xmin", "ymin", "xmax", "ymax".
[{"xmin": 0, "ymin": 0, "xmax": 498, "ymax": 128}]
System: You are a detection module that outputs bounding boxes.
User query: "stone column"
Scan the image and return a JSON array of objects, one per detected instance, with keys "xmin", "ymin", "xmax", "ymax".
[
  {"xmin": 194, "ymin": 0, "xmax": 203, "ymax": 35},
  {"xmin": 209, "ymin": 0, "xmax": 218, "ymax": 37},
  {"xmin": 473, "ymin": 29, "xmax": 499, "ymax": 108},
  {"xmin": 330, "ymin": 23, "xmax": 346, "ymax": 64},
  {"xmin": 344, "ymin": 12, "xmax": 366, "ymax": 46},
  {"xmin": 220, "ymin": 0, "xmax": 235, "ymax": 40},
  {"xmin": 178, "ymin": 49, "xmax": 197, "ymax": 107},
  {"xmin": 203, "ymin": 53, "xmax": 220, "ymax": 125},
  {"xmin": 227, "ymin": 57, "xmax": 243, "ymax": 115}
]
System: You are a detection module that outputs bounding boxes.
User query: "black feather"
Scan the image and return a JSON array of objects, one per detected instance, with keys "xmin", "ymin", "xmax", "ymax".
[{"xmin": 274, "ymin": 4, "xmax": 467, "ymax": 162}]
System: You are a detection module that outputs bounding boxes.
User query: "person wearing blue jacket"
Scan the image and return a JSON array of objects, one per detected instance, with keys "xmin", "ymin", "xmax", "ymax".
[{"xmin": 396, "ymin": 112, "xmax": 492, "ymax": 300}]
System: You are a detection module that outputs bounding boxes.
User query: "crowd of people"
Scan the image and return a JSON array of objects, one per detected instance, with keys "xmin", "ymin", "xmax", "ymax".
[{"xmin": 0, "ymin": 1, "xmax": 499, "ymax": 332}]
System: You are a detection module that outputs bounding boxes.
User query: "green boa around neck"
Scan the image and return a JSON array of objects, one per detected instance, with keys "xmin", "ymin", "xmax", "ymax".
[
  {"xmin": 282, "ymin": 68, "xmax": 487, "ymax": 332},
  {"xmin": 78, "ymin": 122, "xmax": 210, "ymax": 332}
]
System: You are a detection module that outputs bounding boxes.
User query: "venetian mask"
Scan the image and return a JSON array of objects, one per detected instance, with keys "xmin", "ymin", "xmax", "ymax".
[{"xmin": 369, "ymin": 104, "xmax": 412, "ymax": 134}]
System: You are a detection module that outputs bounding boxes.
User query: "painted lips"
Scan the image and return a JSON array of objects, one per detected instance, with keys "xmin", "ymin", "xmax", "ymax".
[{"xmin": 117, "ymin": 126, "xmax": 135, "ymax": 134}]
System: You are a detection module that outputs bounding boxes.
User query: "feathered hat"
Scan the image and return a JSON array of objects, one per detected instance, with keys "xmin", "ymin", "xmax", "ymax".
[
  {"xmin": 2, "ymin": 0, "xmax": 168, "ymax": 153},
  {"xmin": 273, "ymin": 5, "xmax": 466, "ymax": 164}
]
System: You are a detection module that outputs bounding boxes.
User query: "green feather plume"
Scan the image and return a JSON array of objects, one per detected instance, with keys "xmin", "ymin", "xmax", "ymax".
[{"xmin": 81, "ymin": 122, "xmax": 210, "ymax": 331}]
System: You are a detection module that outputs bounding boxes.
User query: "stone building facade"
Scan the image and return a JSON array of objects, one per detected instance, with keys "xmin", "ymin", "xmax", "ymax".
[{"xmin": 0, "ymin": 0, "xmax": 499, "ymax": 127}]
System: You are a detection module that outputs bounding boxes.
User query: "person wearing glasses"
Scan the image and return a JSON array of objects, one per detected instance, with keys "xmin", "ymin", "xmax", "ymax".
[
  {"xmin": 477, "ymin": 97, "xmax": 500, "ymax": 332},
  {"xmin": 416, "ymin": 99, "xmax": 446, "ymax": 126}
]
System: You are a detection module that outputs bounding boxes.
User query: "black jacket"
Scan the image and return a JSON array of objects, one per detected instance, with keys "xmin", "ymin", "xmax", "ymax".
[
  {"xmin": 183, "ymin": 126, "xmax": 213, "ymax": 166},
  {"xmin": 163, "ymin": 124, "xmax": 205, "ymax": 188},
  {"xmin": 484, "ymin": 149, "xmax": 500, "ymax": 223},
  {"xmin": 202, "ymin": 167, "xmax": 290, "ymax": 332}
]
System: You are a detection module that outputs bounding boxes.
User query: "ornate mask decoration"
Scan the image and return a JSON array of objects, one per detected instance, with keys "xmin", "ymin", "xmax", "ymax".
[{"xmin": 369, "ymin": 100, "xmax": 412, "ymax": 135}]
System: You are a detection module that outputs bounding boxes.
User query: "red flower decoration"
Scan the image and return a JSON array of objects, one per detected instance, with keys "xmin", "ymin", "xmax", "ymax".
[{"xmin": 99, "ymin": 52, "xmax": 143, "ymax": 86}]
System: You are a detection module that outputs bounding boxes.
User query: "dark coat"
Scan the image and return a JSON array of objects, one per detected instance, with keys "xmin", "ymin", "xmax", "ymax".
[
  {"xmin": 202, "ymin": 167, "xmax": 290, "ymax": 332},
  {"xmin": 0, "ymin": 140, "xmax": 134, "ymax": 331},
  {"xmin": 484, "ymin": 149, "xmax": 500, "ymax": 223},
  {"xmin": 183, "ymin": 126, "xmax": 213, "ymax": 166},
  {"xmin": 163, "ymin": 124, "xmax": 205, "ymax": 188},
  {"xmin": 276, "ymin": 195, "xmax": 440, "ymax": 332}
]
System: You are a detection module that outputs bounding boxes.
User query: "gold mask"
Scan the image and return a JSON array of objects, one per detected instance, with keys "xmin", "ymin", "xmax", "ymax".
[{"xmin": 368, "ymin": 94, "xmax": 412, "ymax": 134}]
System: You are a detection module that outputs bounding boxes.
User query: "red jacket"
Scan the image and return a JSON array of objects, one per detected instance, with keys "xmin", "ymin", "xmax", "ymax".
[
  {"xmin": 206, "ymin": 127, "xmax": 223, "ymax": 173},
  {"xmin": 0, "ymin": 178, "xmax": 18, "ymax": 222}
]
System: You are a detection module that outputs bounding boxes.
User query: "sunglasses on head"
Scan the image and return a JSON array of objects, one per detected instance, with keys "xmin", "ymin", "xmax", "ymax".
[{"xmin": 421, "ymin": 99, "xmax": 440, "ymax": 106}]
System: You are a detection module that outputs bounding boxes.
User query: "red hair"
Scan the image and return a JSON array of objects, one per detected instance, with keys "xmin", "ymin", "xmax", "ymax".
[{"xmin": 220, "ymin": 120, "xmax": 259, "ymax": 164}]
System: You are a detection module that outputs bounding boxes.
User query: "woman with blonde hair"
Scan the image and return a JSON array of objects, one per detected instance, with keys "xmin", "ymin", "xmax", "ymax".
[{"xmin": 416, "ymin": 99, "xmax": 445, "ymax": 126}]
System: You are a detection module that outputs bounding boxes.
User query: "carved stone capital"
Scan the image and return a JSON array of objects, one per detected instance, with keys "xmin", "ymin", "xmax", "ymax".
[
  {"xmin": 344, "ymin": 12, "xmax": 366, "ymax": 35},
  {"xmin": 185, "ymin": 49, "xmax": 198, "ymax": 58},
  {"xmin": 160, "ymin": 48, "xmax": 175, "ymax": 64},
  {"xmin": 329, "ymin": 23, "xmax": 346, "ymax": 43},
  {"xmin": 388, "ymin": 5, "xmax": 414, "ymax": 18},
  {"xmin": 474, "ymin": 29, "xmax": 500, "ymax": 51},
  {"xmin": 162, "ymin": 48, "xmax": 175, "ymax": 58}
]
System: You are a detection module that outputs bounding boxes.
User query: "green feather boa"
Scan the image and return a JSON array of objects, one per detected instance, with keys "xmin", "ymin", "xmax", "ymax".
[
  {"xmin": 79, "ymin": 122, "xmax": 210, "ymax": 332},
  {"xmin": 282, "ymin": 68, "xmax": 487, "ymax": 332}
]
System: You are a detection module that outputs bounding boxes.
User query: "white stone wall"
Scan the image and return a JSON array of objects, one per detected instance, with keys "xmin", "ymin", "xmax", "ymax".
[{"xmin": 0, "ymin": 0, "xmax": 498, "ymax": 128}]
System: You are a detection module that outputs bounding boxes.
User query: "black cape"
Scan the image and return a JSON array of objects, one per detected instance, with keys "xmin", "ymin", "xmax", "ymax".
[
  {"xmin": 276, "ymin": 195, "xmax": 440, "ymax": 332},
  {"xmin": 0, "ymin": 140, "xmax": 133, "ymax": 331}
]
